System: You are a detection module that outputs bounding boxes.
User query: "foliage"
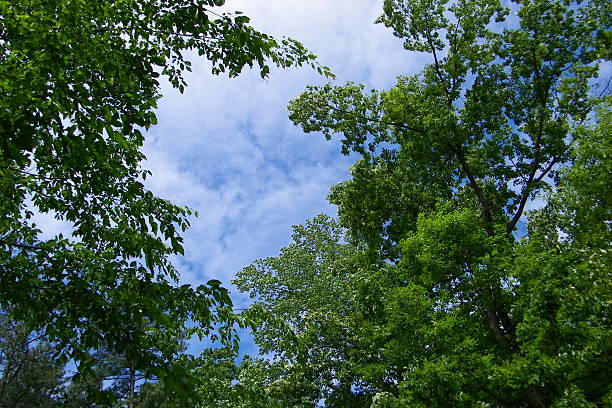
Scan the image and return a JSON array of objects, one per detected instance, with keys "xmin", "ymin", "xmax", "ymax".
[
  {"xmin": 61, "ymin": 345, "xmax": 153, "ymax": 408},
  {"xmin": 235, "ymin": 215, "xmax": 375, "ymax": 406},
  {"xmin": 127, "ymin": 348, "xmax": 290, "ymax": 407},
  {"xmin": 0, "ymin": 314, "xmax": 253, "ymax": 408},
  {"xmin": 0, "ymin": 0, "xmax": 332, "ymax": 393},
  {"xmin": 0, "ymin": 310, "xmax": 64, "ymax": 408},
  {"xmin": 234, "ymin": 0, "xmax": 612, "ymax": 406}
]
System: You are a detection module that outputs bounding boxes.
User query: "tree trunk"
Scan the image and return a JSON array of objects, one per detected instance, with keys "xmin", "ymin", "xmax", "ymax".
[{"xmin": 129, "ymin": 361, "xmax": 135, "ymax": 408}]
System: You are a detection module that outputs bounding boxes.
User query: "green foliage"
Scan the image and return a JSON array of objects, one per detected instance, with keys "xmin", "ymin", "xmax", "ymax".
[
  {"xmin": 130, "ymin": 349, "xmax": 291, "ymax": 407},
  {"xmin": 237, "ymin": 0, "xmax": 612, "ymax": 406},
  {"xmin": 0, "ymin": 0, "xmax": 331, "ymax": 396},
  {"xmin": 0, "ymin": 311, "xmax": 64, "ymax": 408},
  {"xmin": 235, "ymin": 215, "xmax": 376, "ymax": 407},
  {"xmin": 290, "ymin": 0, "xmax": 609, "ymax": 254}
]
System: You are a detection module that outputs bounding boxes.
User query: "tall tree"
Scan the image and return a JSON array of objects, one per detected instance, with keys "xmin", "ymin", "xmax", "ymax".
[
  {"xmin": 236, "ymin": 0, "xmax": 611, "ymax": 406},
  {"xmin": 237, "ymin": 112, "xmax": 610, "ymax": 407},
  {"xmin": 0, "ymin": 0, "xmax": 332, "ymax": 394},
  {"xmin": 235, "ymin": 215, "xmax": 374, "ymax": 407},
  {"xmin": 0, "ymin": 310, "xmax": 64, "ymax": 408}
]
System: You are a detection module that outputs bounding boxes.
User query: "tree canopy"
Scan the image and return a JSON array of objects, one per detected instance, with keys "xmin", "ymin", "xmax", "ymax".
[
  {"xmin": 234, "ymin": 0, "xmax": 611, "ymax": 406},
  {"xmin": 1, "ymin": 0, "xmax": 610, "ymax": 406},
  {"xmin": 0, "ymin": 0, "xmax": 332, "ymax": 396}
]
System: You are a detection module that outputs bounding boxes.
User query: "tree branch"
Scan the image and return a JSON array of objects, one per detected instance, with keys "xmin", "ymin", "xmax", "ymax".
[
  {"xmin": 450, "ymin": 144, "xmax": 495, "ymax": 233},
  {"xmin": 327, "ymin": 104, "xmax": 426, "ymax": 134}
]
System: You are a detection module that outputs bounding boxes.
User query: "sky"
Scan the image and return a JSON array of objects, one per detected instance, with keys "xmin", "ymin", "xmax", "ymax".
[
  {"xmin": 20, "ymin": 0, "xmax": 425, "ymax": 358},
  {"xmin": 29, "ymin": 0, "xmax": 608, "ymax": 359},
  {"xmin": 136, "ymin": 0, "xmax": 428, "ymax": 355},
  {"xmin": 142, "ymin": 1, "xmax": 425, "ymax": 308}
]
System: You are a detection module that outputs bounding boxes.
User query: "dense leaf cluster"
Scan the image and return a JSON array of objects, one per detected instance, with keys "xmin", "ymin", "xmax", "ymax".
[
  {"xmin": 234, "ymin": 0, "xmax": 611, "ymax": 406},
  {"xmin": 1, "ymin": 0, "xmax": 609, "ymax": 406},
  {"xmin": 0, "ymin": 0, "xmax": 329, "ymax": 399}
]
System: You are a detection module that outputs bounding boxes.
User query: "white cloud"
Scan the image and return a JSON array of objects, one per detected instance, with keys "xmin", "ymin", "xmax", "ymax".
[
  {"xmin": 140, "ymin": 1, "xmax": 426, "ymax": 312},
  {"xmin": 29, "ymin": 209, "xmax": 74, "ymax": 240}
]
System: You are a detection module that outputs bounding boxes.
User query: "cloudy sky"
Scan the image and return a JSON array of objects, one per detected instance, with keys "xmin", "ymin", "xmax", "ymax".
[
  {"xmin": 135, "ymin": 1, "xmax": 428, "ymax": 354},
  {"xmin": 142, "ymin": 1, "xmax": 425, "ymax": 307},
  {"xmin": 19, "ymin": 0, "xmax": 427, "ymax": 358}
]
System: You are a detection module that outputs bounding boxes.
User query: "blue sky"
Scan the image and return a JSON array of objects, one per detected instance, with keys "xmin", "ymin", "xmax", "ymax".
[
  {"xmin": 23, "ymin": 0, "xmax": 426, "ymax": 358},
  {"xmin": 137, "ymin": 0, "xmax": 429, "ymax": 356},
  {"xmin": 142, "ymin": 1, "xmax": 426, "ymax": 310},
  {"xmin": 140, "ymin": 1, "xmax": 610, "ymax": 357}
]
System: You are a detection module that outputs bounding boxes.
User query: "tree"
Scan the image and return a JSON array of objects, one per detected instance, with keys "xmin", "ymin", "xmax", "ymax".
[
  {"xmin": 116, "ymin": 348, "xmax": 288, "ymax": 408},
  {"xmin": 0, "ymin": 0, "xmax": 332, "ymax": 395},
  {"xmin": 235, "ymin": 0, "xmax": 610, "ymax": 406},
  {"xmin": 0, "ymin": 310, "xmax": 64, "ymax": 408},
  {"xmin": 237, "ymin": 115, "xmax": 611, "ymax": 407},
  {"xmin": 512, "ymin": 104, "xmax": 611, "ymax": 406},
  {"xmin": 235, "ymin": 215, "xmax": 375, "ymax": 407},
  {"xmin": 61, "ymin": 345, "xmax": 154, "ymax": 408},
  {"xmin": 0, "ymin": 314, "xmax": 188, "ymax": 408}
]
